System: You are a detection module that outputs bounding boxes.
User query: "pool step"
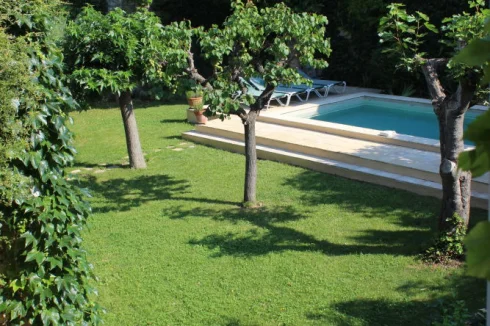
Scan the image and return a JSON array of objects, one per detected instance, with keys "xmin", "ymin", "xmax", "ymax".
[
  {"xmin": 190, "ymin": 117, "xmax": 488, "ymax": 194},
  {"xmin": 182, "ymin": 130, "xmax": 487, "ymax": 209}
]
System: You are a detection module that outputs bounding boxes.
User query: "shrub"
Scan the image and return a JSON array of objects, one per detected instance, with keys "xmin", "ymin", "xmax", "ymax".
[
  {"xmin": 0, "ymin": 1, "xmax": 102, "ymax": 324},
  {"xmin": 424, "ymin": 215, "xmax": 467, "ymax": 264}
]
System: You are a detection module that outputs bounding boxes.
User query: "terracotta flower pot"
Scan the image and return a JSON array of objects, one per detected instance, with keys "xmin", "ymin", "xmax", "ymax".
[
  {"xmin": 187, "ymin": 96, "xmax": 203, "ymax": 108},
  {"xmin": 193, "ymin": 109, "xmax": 207, "ymax": 124}
]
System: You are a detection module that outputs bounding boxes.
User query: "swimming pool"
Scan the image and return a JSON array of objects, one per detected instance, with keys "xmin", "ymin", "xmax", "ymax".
[
  {"xmin": 302, "ymin": 97, "xmax": 479, "ymax": 141},
  {"xmin": 259, "ymin": 93, "xmax": 486, "ymax": 152}
]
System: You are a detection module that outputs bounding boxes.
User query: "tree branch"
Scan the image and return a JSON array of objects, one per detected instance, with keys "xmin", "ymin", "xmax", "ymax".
[
  {"xmin": 186, "ymin": 50, "xmax": 213, "ymax": 90},
  {"xmin": 250, "ymin": 84, "xmax": 275, "ymax": 111},
  {"xmin": 450, "ymin": 71, "xmax": 478, "ymax": 115},
  {"xmin": 236, "ymin": 107, "xmax": 249, "ymax": 123},
  {"xmin": 421, "ymin": 58, "xmax": 448, "ymax": 114},
  {"xmin": 253, "ymin": 61, "xmax": 265, "ymax": 74},
  {"xmin": 234, "ymin": 82, "xmax": 275, "ymax": 125}
]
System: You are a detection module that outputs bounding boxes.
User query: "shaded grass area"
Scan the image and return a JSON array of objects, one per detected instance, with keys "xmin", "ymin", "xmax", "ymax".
[{"xmin": 70, "ymin": 103, "xmax": 486, "ymax": 325}]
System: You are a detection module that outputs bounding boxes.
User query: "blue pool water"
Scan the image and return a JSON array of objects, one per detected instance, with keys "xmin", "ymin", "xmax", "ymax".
[{"xmin": 310, "ymin": 98, "xmax": 480, "ymax": 142}]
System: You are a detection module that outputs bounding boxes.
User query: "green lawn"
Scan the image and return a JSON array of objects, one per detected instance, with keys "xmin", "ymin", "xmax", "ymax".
[{"xmin": 70, "ymin": 102, "xmax": 486, "ymax": 326}]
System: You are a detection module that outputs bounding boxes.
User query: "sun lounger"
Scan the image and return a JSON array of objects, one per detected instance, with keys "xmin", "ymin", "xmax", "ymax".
[
  {"xmin": 239, "ymin": 78, "xmax": 291, "ymax": 108},
  {"xmin": 297, "ymin": 69, "xmax": 347, "ymax": 96},
  {"xmin": 249, "ymin": 77, "xmax": 312, "ymax": 102},
  {"xmin": 283, "ymin": 82, "xmax": 329, "ymax": 98}
]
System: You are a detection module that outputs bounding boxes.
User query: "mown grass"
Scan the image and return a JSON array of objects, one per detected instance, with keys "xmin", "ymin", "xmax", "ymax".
[{"xmin": 70, "ymin": 102, "xmax": 486, "ymax": 325}]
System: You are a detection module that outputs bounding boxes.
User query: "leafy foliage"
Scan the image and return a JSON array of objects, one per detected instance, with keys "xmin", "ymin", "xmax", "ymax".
[
  {"xmin": 66, "ymin": 0, "xmax": 473, "ymax": 93},
  {"xmin": 454, "ymin": 18, "xmax": 490, "ymax": 283},
  {"xmin": 459, "ymin": 110, "xmax": 490, "ymax": 177},
  {"xmin": 198, "ymin": 0, "xmax": 331, "ymax": 117},
  {"xmin": 423, "ymin": 215, "xmax": 467, "ymax": 264},
  {"xmin": 432, "ymin": 295, "xmax": 472, "ymax": 326},
  {"xmin": 464, "ymin": 222, "xmax": 490, "ymax": 280},
  {"xmin": 378, "ymin": 3, "xmax": 437, "ymax": 69},
  {"xmin": 456, "ymin": 20, "xmax": 490, "ymax": 178},
  {"xmin": 0, "ymin": 30, "xmax": 30, "ymax": 172},
  {"xmin": 378, "ymin": 1, "xmax": 488, "ymax": 72},
  {"xmin": 0, "ymin": 0, "xmax": 102, "ymax": 324},
  {"xmin": 65, "ymin": 5, "xmax": 192, "ymax": 101}
]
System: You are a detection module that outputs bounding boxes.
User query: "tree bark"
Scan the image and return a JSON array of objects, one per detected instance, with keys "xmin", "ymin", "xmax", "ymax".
[
  {"xmin": 421, "ymin": 59, "xmax": 474, "ymax": 228},
  {"xmin": 240, "ymin": 84, "xmax": 275, "ymax": 206},
  {"xmin": 119, "ymin": 91, "xmax": 147, "ymax": 169},
  {"xmin": 438, "ymin": 102, "xmax": 471, "ymax": 228},
  {"xmin": 243, "ymin": 109, "xmax": 259, "ymax": 205}
]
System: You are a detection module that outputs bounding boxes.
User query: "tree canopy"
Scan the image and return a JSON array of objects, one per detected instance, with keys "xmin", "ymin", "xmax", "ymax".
[
  {"xmin": 200, "ymin": 1, "xmax": 331, "ymax": 119},
  {"xmin": 66, "ymin": 6, "xmax": 191, "ymax": 100}
]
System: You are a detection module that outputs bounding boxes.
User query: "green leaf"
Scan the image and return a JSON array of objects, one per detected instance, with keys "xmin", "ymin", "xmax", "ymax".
[
  {"xmin": 47, "ymin": 257, "xmax": 63, "ymax": 270},
  {"xmin": 21, "ymin": 232, "xmax": 37, "ymax": 248},
  {"xmin": 41, "ymin": 309, "xmax": 60, "ymax": 325},
  {"xmin": 465, "ymin": 221, "xmax": 490, "ymax": 280},
  {"xmin": 454, "ymin": 39, "xmax": 490, "ymax": 66},
  {"xmin": 416, "ymin": 11, "xmax": 429, "ymax": 21},
  {"xmin": 459, "ymin": 148, "xmax": 490, "ymax": 177},
  {"xmin": 9, "ymin": 279, "xmax": 24, "ymax": 294},
  {"xmin": 423, "ymin": 22, "xmax": 438, "ymax": 33},
  {"xmin": 25, "ymin": 250, "xmax": 45, "ymax": 265}
]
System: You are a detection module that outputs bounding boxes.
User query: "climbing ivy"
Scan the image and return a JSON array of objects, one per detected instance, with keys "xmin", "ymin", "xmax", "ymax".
[{"xmin": 0, "ymin": 1, "xmax": 102, "ymax": 324}]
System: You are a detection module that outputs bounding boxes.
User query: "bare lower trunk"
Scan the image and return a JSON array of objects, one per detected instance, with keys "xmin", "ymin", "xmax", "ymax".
[
  {"xmin": 243, "ymin": 110, "xmax": 259, "ymax": 204},
  {"xmin": 438, "ymin": 105, "xmax": 471, "ymax": 228},
  {"xmin": 238, "ymin": 84, "xmax": 274, "ymax": 206},
  {"xmin": 421, "ymin": 59, "xmax": 475, "ymax": 230},
  {"xmin": 119, "ymin": 91, "xmax": 147, "ymax": 169}
]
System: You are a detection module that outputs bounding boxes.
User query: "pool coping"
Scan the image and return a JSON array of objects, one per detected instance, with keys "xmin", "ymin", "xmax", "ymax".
[{"xmin": 260, "ymin": 92, "xmax": 485, "ymax": 153}]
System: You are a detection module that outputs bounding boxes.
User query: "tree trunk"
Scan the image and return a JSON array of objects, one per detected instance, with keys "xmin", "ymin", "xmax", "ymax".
[
  {"xmin": 118, "ymin": 91, "xmax": 147, "ymax": 169},
  {"xmin": 437, "ymin": 103, "xmax": 471, "ymax": 228},
  {"xmin": 421, "ymin": 59, "xmax": 475, "ymax": 229},
  {"xmin": 239, "ymin": 84, "xmax": 275, "ymax": 206},
  {"xmin": 243, "ymin": 109, "xmax": 259, "ymax": 205}
]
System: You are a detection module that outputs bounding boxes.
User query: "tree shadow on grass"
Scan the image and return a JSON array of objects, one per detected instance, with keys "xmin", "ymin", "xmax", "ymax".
[
  {"xmin": 71, "ymin": 161, "xmax": 129, "ymax": 169},
  {"xmin": 78, "ymin": 174, "xmax": 191, "ymax": 213},
  {"xmin": 78, "ymin": 174, "xmax": 239, "ymax": 214},
  {"xmin": 308, "ymin": 276, "xmax": 485, "ymax": 326},
  {"xmin": 158, "ymin": 170, "xmax": 448, "ymax": 258},
  {"xmin": 309, "ymin": 299, "xmax": 435, "ymax": 326},
  {"xmin": 395, "ymin": 276, "xmax": 485, "ymax": 312},
  {"xmin": 219, "ymin": 317, "xmax": 260, "ymax": 326},
  {"xmin": 163, "ymin": 205, "xmax": 430, "ymax": 258},
  {"xmin": 160, "ymin": 118, "xmax": 188, "ymax": 124},
  {"xmin": 163, "ymin": 135, "xmax": 184, "ymax": 140},
  {"xmin": 284, "ymin": 170, "xmax": 440, "ymax": 227},
  {"xmin": 284, "ymin": 170, "xmax": 487, "ymax": 228}
]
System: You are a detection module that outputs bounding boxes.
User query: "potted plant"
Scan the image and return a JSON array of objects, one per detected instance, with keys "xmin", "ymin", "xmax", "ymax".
[
  {"xmin": 186, "ymin": 88, "xmax": 203, "ymax": 108},
  {"xmin": 192, "ymin": 102, "xmax": 207, "ymax": 124}
]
